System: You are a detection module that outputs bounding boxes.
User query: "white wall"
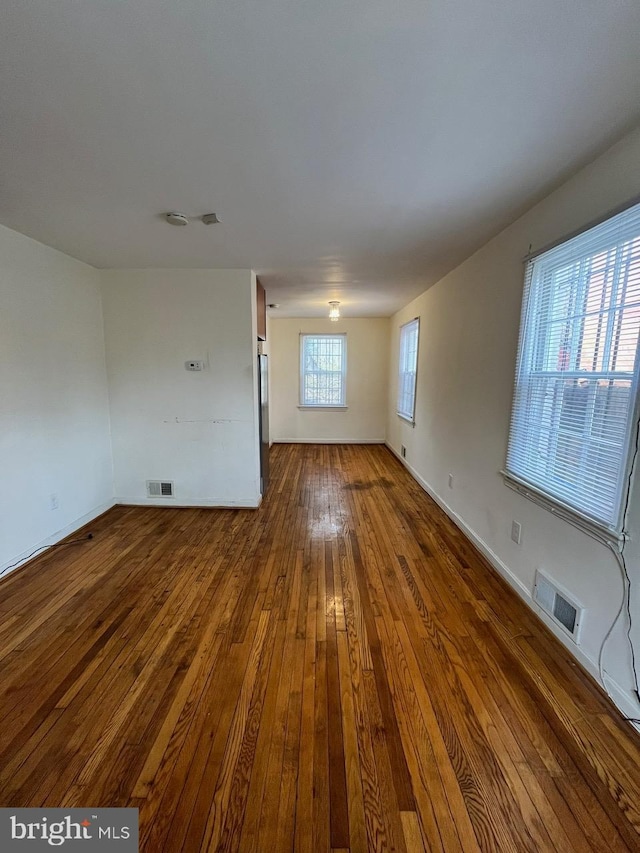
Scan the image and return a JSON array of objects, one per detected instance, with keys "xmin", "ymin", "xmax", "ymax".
[
  {"xmin": 101, "ymin": 269, "xmax": 261, "ymax": 507},
  {"xmin": 387, "ymin": 126, "xmax": 640, "ymax": 718},
  {"xmin": 0, "ymin": 225, "xmax": 114, "ymax": 574},
  {"xmin": 270, "ymin": 317, "xmax": 389, "ymax": 443}
]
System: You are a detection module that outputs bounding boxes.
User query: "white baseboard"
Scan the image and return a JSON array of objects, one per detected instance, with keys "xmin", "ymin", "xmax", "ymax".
[
  {"xmin": 116, "ymin": 496, "xmax": 261, "ymax": 509},
  {"xmin": 384, "ymin": 442, "xmax": 639, "ymax": 724},
  {"xmin": 272, "ymin": 438, "xmax": 385, "ymax": 445},
  {"xmin": 0, "ymin": 498, "xmax": 116, "ymax": 580},
  {"xmin": 603, "ymin": 674, "xmax": 640, "ymax": 727}
]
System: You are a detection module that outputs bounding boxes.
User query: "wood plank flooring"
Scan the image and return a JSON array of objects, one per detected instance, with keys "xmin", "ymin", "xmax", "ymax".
[{"xmin": 1, "ymin": 443, "xmax": 640, "ymax": 851}]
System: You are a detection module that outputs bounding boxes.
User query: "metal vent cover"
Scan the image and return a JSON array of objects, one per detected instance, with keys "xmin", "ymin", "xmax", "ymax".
[
  {"xmin": 533, "ymin": 570, "xmax": 583, "ymax": 643},
  {"xmin": 146, "ymin": 480, "xmax": 174, "ymax": 498},
  {"xmin": 553, "ymin": 595, "xmax": 578, "ymax": 635}
]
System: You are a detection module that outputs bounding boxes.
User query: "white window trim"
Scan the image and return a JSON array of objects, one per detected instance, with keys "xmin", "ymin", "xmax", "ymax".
[
  {"xmin": 504, "ymin": 199, "xmax": 640, "ymax": 538},
  {"xmin": 298, "ymin": 406, "xmax": 348, "ymax": 411},
  {"xmin": 299, "ymin": 332, "xmax": 347, "ymax": 408},
  {"xmin": 397, "ymin": 317, "xmax": 420, "ymax": 425},
  {"xmin": 501, "ymin": 468, "xmax": 627, "ymax": 543}
]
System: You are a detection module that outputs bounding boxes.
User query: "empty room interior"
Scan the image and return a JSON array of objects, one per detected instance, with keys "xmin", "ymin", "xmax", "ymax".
[{"xmin": 3, "ymin": 1, "xmax": 640, "ymax": 850}]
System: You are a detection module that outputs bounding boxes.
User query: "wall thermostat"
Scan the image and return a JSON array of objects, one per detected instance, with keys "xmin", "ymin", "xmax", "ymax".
[{"xmin": 185, "ymin": 360, "xmax": 204, "ymax": 371}]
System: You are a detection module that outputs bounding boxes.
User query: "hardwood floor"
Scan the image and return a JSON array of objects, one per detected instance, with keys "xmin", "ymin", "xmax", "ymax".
[{"xmin": 1, "ymin": 444, "xmax": 640, "ymax": 851}]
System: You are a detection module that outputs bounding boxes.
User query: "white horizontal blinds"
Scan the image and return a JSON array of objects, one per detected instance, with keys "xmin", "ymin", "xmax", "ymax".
[
  {"xmin": 301, "ymin": 334, "xmax": 346, "ymax": 406},
  {"xmin": 397, "ymin": 318, "xmax": 419, "ymax": 421},
  {"xmin": 507, "ymin": 200, "xmax": 640, "ymax": 531}
]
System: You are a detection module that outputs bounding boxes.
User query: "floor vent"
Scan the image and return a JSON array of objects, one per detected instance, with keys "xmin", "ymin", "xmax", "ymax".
[
  {"xmin": 533, "ymin": 570, "xmax": 583, "ymax": 642},
  {"xmin": 146, "ymin": 480, "xmax": 174, "ymax": 498}
]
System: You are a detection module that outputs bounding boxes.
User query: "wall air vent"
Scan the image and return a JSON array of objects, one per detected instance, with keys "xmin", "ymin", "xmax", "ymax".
[
  {"xmin": 146, "ymin": 480, "xmax": 174, "ymax": 498},
  {"xmin": 533, "ymin": 570, "xmax": 583, "ymax": 642}
]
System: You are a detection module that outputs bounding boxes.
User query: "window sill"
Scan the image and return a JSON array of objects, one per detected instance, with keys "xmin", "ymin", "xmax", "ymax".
[
  {"xmin": 501, "ymin": 469, "xmax": 623, "ymax": 543},
  {"xmin": 397, "ymin": 412, "xmax": 415, "ymax": 426},
  {"xmin": 298, "ymin": 405, "xmax": 348, "ymax": 411}
]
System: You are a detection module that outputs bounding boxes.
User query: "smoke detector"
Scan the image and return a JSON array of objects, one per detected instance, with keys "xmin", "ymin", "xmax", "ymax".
[{"xmin": 165, "ymin": 212, "xmax": 189, "ymax": 226}]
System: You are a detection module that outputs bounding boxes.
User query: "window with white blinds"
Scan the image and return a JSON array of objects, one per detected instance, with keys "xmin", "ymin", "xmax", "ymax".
[
  {"xmin": 506, "ymin": 200, "xmax": 640, "ymax": 534},
  {"xmin": 300, "ymin": 333, "xmax": 347, "ymax": 407},
  {"xmin": 397, "ymin": 318, "xmax": 420, "ymax": 422}
]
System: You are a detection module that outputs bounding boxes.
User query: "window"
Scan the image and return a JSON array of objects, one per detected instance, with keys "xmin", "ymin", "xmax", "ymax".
[
  {"xmin": 300, "ymin": 333, "xmax": 347, "ymax": 407},
  {"xmin": 506, "ymin": 200, "xmax": 640, "ymax": 535},
  {"xmin": 397, "ymin": 318, "xmax": 420, "ymax": 423}
]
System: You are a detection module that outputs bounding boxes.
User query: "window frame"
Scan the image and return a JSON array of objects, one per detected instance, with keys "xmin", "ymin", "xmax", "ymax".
[
  {"xmin": 299, "ymin": 332, "xmax": 348, "ymax": 409},
  {"xmin": 504, "ymin": 200, "xmax": 640, "ymax": 539},
  {"xmin": 397, "ymin": 318, "xmax": 420, "ymax": 424}
]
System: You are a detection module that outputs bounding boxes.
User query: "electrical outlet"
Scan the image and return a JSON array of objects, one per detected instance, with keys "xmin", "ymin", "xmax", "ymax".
[
  {"xmin": 511, "ymin": 520, "xmax": 522, "ymax": 545},
  {"xmin": 448, "ymin": 473, "xmax": 454, "ymax": 489},
  {"xmin": 50, "ymin": 493, "xmax": 59, "ymax": 511},
  {"xmin": 401, "ymin": 445, "xmax": 406, "ymax": 459}
]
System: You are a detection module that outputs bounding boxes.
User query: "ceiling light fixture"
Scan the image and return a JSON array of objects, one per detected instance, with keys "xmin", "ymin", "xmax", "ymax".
[
  {"xmin": 329, "ymin": 301, "xmax": 340, "ymax": 321},
  {"xmin": 164, "ymin": 211, "xmax": 222, "ymax": 226},
  {"xmin": 165, "ymin": 212, "xmax": 189, "ymax": 226}
]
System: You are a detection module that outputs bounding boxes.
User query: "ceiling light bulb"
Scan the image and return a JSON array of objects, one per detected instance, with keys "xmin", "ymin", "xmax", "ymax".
[{"xmin": 329, "ymin": 301, "xmax": 340, "ymax": 321}]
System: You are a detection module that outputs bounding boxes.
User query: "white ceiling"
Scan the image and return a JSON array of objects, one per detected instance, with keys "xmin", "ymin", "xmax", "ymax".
[{"xmin": 1, "ymin": 1, "xmax": 639, "ymax": 317}]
